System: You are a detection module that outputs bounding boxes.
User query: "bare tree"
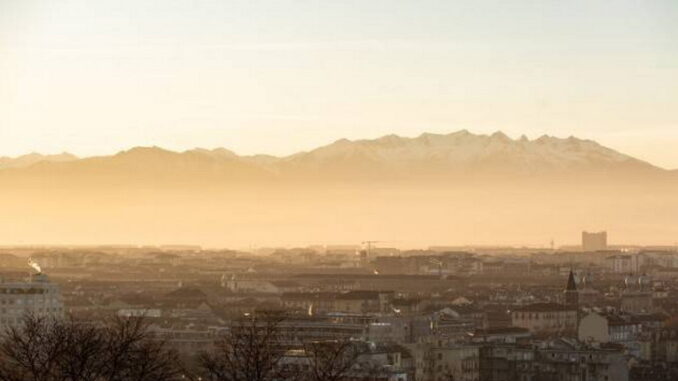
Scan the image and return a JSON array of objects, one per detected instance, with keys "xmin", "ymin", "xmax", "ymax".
[
  {"xmin": 56, "ymin": 319, "xmax": 107, "ymax": 381},
  {"xmin": 0, "ymin": 316, "xmax": 70, "ymax": 381},
  {"xmin": 100, "ymin": 316, "xmax": 183, "ymax": 381},
  {"xmin": 199, "ymin": 311, "xmax": 287, "ymax": 381},
  {"xmin": 0, "ymin": 315, "xmax": 183, "ymax": 381},
  {"xmin": 303, "ymin": 340, "xmax": 360, "ymax": 381},
  {"xmin": 199, "ymin": 312, "xmax": 366, "ymax": 381}
]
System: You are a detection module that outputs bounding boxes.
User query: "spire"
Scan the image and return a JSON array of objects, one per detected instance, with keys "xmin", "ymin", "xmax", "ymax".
[
  {"xmin": 566, "ymin": 270, "xmax": 577, "ymax": 291},
  {"xmin": 564, "ymin": 269, "xmax": 579, "ymax": 309}
]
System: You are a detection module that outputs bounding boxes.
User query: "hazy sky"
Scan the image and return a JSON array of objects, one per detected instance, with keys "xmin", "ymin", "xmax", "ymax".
[{"xmin": 2, "ymin": 0, "xmax": 677, "ymax": 167}]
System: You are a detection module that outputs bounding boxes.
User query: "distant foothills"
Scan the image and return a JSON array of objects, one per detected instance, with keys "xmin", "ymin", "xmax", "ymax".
[
  {"xmin": 0, "ymin": 130, "xmax": 676, "ymax": 247},
  {"xmin": 0, "ymin": 130, "xmax": 674, "ymax": 184}
]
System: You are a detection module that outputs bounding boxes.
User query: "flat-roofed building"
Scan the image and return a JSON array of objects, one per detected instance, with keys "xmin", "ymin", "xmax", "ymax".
[
  {"xmin": 511, "ymin": 303, "xmax": 577, "ymax": 335},
  {"xmin": 582, "ymin": 231, "xmax": 607, "ymax": 252},
  {"xmin": 0, "ymin": 273, "xmax": 64, "ymax": 328}
]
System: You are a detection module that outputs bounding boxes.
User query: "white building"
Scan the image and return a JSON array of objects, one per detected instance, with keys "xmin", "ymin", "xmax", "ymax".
[
  {"xmin": 606, "ymin": 253, "xmax": 645, "ymax": 274},
  {"xmin": 118, "ymin": 308, "xmax": 162, "ymax": 318},
  {"xmin": 0, "ymin": 274, "xmax": 64, "ymax": 328}
]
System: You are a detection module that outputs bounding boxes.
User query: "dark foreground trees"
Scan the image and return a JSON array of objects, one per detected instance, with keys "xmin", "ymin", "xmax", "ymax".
[
  {"xmin": 199, "ymin": 312, "xmax": 287, "ymax": 381},
  {"xmin": 302, "ymin": 340, "xmax": 361, "ymax": 381},
  {"xmin": 198, "ymin": 312, "xmax": 362, "ymax": 381},
  {"xmin": 0, "ymin": 313, "xmax": 366, "ymax": 381},
  {"xmin": 0, "ymin": 315, "xmax": 183, "ymax": 381}
]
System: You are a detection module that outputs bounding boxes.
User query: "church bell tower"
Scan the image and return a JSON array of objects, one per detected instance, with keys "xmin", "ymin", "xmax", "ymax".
[{"xmin": 564, "ymin": 269, "xmax": 579, "ymax": 308}]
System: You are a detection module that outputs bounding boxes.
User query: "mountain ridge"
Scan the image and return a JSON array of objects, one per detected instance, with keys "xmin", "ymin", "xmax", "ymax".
[
  {"xmin": 0, "ymin": 152, "xmax": 79, "ymax": 170},
  {"xmin": 0, "ymin": 131, "xmax": 669, "ymax": 182},
  {"xmin": 0, "ymin": 130, "xmax": 676, "ymax": 247}
]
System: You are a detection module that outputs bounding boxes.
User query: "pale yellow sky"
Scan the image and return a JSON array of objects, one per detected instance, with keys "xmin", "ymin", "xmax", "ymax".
[{"xmin": 1, "ymin": 0, "xmax": 677, "ymax": 168}]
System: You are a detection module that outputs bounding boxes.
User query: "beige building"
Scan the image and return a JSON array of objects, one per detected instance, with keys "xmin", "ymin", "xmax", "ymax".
[
  {"xmin": 582, "ymin": 231, "xmax": 607, "ymax": 251},
  {"xmin": 412, "ymin": 342, "xmax": 480, "ymax": 381},
  {"xmin": 620, "ymin": 290, "xmax": 653, "ymax": 314},
  {"xmin": 281, "ymin": 290, "xmax": 394, "ymax": 315},
  {"xmin": 578, "ymin": 312, "xmax": 609, "ymax": 343},
  {"xmin": 511, "ymin": 303, "xmax": 577, "ymax": 335}
]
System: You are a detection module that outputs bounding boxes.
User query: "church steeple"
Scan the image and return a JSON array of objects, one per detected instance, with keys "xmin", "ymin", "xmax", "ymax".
[
  {"xmin": 565, "ymin": 270, "xmax": 579, "ymax": 307},
  {"xmin": 566, "ymin": 270, "xmax": 577, "ymax": 291}
]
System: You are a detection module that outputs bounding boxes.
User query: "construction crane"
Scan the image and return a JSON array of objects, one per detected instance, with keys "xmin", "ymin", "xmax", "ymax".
[
  {"xmin": 359, "ymin": 241, "xmax": 383, "ymax": 271},
  {"xmin": 361, "ymin": 240, "xmax": 384, "ymax": 261},
  {"xmin": 361, "ymin": 240, "xmax": 381, "ymax": 254}
]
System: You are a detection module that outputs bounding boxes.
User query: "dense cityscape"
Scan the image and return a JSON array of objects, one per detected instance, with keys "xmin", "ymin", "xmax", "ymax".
[{"xmin": 1, "ymin": 231, "xmax": 677, "ymax": 380}]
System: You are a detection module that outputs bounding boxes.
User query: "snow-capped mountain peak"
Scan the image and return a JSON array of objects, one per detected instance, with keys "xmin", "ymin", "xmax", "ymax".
[{"xmin": 283, "ymin": 130, "xmax": 655, "ymax": 176}]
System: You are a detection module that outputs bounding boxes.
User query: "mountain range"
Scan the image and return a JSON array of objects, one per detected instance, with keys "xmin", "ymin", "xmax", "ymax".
[
  {"xmin": 0, "ymin": 152, "xmax": 78, "ymax": 170},
  {"xmin": 0, "ymin": 131, "xmax": 669, "ymax": 184},
  {"xmin": 0, "ymin": 130, "xmax": 675, "ymax": 247}
]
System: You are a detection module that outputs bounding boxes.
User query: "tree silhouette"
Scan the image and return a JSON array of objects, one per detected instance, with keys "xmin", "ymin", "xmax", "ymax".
[
  {"xmin": 0, "ymin": 315, "xmax": 183, "ymax": 381},
  {"xmin": 198, "ymin": 312, "xmax": 288, "ymax": 381},
  {"xmin": 303, "ymin": 340, "xmax": 360, "ymax": 381},
  {"xmin": 198, "ymin": 312, "xmax": 364, "ymax": 381}
]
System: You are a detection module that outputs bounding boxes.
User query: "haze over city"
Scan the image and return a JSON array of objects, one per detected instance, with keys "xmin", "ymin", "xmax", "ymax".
[
  {"xmin": 1, "ymin": 1, "xmax": 677, "ymax": 248},
  {"xmin": 3, "ymin": 2, "xmax": 678, "ymax": 381},
  {"xmin": 0, "ymin": 129, "xmax": 676, "ymax": 248}
]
